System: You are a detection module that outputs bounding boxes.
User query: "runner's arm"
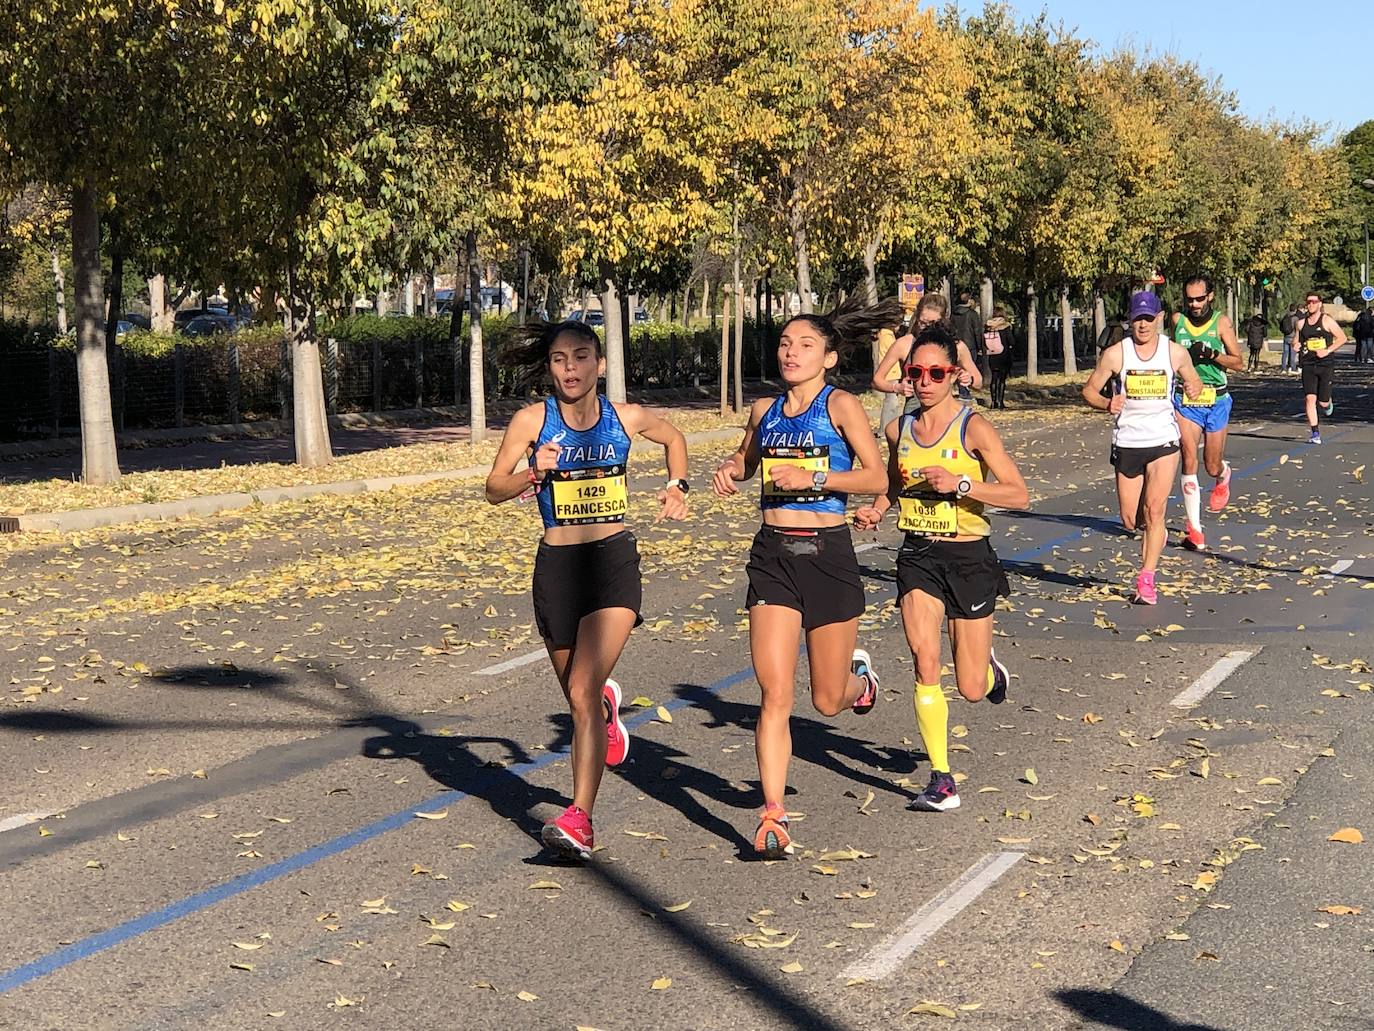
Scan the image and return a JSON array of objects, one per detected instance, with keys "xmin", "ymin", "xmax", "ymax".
[
  {"xmin": 617, "ymin": 403, "xmax": 690, "ymax": 520},
  {"xmin": 1322, "ymin": 315, "xmax": 1348, "ymax": 355},
  {"xmin": 484, "ymin": 405, "xmax": 546, "ymax": 504},
  {"xmin": 854, "ymin": 418, "xmax": 901, "ymax": 530},
  {"xmin": 823, "ymin": 390, "xmax": 888, "ymax": 496},
  {"xmin": 1170, "ymin": 341, "xmax": 1203, "ymax": 399},
  {"xmin": 965, "ymin": 415, "xmax": 1030, "ymax": 511},
  {"xmin": 711, "ymin": 398, "xmax": 767, "ymax": 495},
  {"xmin": 956, "ymin": 341, "xmax": 984, "ymax": 389},
  {"xmin": 1214, "ymin": 315, "xmax": 1245, "ymax": 371},
  {"xmin": 1081, "ymin": 347, "xmax": 1123, "ymax": 412},
  {"xmin": 871, "ymin": 335, "xmax": 912, "ymax": 394}
]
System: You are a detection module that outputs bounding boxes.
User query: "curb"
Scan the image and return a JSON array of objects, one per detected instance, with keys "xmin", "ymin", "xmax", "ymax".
[{"xmin": 12, "ymin": 427, "xmax": 746, "ymax": 535}]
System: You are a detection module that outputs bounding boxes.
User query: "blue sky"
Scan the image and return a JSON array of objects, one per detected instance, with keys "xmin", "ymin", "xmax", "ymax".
[{"xmin": 999, "ymin": 0, "xmax": 1368, "ymax": 139}]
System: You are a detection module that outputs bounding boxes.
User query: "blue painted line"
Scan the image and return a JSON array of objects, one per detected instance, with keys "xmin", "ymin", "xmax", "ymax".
[{"xmin": 0, "ymin": 426, "xmax": 1337, "ymax": 993}]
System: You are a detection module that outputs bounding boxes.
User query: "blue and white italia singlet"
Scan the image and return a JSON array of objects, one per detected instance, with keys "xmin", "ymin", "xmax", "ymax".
[
  {"xmin": 534, "ymin": 395, "xmax": 633, "ymax": 529},
  {"xmin": 757, "ymin": 385, "xmax": 852, "ymax": 514}
]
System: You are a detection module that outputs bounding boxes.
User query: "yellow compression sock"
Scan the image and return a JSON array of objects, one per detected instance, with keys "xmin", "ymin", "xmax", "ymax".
[{"xmin": 914, "ymin": 682, "xmax": 950, "ymax": 774}]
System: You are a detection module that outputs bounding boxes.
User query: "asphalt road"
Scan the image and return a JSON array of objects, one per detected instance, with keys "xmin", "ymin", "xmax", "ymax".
[{"xmin": 0, "ymin": 365, "xmax": 1371, "ymax": 1031}]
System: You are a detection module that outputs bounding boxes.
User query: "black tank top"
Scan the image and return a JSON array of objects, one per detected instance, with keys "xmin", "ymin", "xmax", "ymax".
[{"xmin": 1298, "ymin": 312, "xmax": 1334, "ymax": 363}]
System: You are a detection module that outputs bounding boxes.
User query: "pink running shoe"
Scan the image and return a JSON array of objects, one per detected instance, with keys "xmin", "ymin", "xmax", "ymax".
[
  {"xmin": 541, "ymin": 805, "xmax": 593, "ymax": 861},
  {"xmin": 1132, "ymin": 569, "xmax": 1158, "ymax": 606},
  {"xmin": 1182, "ymin": 525, "xmax": 1206, "ymax": 552},
  {"xmin": 603, "ymin": 678, "xmax": 629, "ymax": 767},
  {"xmin": 1208, "ymin": 479, "xmax": 1230, "ymax": 513}
]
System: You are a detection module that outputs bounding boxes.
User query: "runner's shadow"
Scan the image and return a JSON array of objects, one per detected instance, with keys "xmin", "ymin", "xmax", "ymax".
[
  {"xmin": 1016, "ymin": 511, "xmax": 1137, "ymax": 538},
  {"xmin": 672, "ymin": 683, "xmax": 919, "ymax": 798},
  {"xmin": 1055, "ymin": 989, "xmax": 1228, "ymax": 1031},
  {"xmin": 542, "ymin": 713, "xmax": 761, "ymax": 856},
  {"xmin": 1003, "ymin": 559, "xmax": 1113, "ymax": 590}
]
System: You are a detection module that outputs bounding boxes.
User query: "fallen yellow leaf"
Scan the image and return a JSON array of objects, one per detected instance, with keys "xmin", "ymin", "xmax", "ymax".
[
  {"xmin": 663, "ymin": 901, "xmax": 692, "ymax": 913},
  {"xmin": 655, "ymin": 705, "xmax": 673, "ymax": 723},
  {"xmin": 651, "ymin": 977, "xmax": 672, "ymax": 990},
  {"xmin": 413, "ymin": 809, "xmax": 448, "ymax": 820},
  {"xmin": 1328, "ymin": 828, "xmax": 1364, "ymax": 844}
]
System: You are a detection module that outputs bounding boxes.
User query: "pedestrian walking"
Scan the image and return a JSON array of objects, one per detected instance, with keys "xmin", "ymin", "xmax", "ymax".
[
  {"xmin": 1279, "ymin": 304, "xmax": 1299, "ymax": 373},
  {"xmin": 984, "ymin": 309, "xmax": 1013, "ymax": 410},
  {"xmin": 1354, "ymin": 304, "xmax": 1374, "ymax": 364}
]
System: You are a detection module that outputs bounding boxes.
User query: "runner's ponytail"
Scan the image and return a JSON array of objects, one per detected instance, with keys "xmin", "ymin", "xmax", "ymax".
[
  {"xmin": 781, "ymin": 297, "xmax": 904, "ymax": 363},
  {"xmin": 501, "ymin": 319, "xmax": 602, "ymax": 388}
]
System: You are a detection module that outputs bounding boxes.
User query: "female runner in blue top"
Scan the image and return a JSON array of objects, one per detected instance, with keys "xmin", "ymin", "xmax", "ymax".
[
  {"xmin": 712, "ymin": 299, "xmax": 896, "ymax": 857},
  {"xmin": 486, "ymin": 321, "xmax": 689, "ymax": 860}
]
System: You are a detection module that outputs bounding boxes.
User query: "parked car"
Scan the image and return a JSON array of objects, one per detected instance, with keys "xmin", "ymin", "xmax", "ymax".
[
  {"xmin": 566, "ymin": 309, "xmax": 605, "ymax": 326},
  {"xmin": 121, "ymin": 312, "xmax": 152, "ymax": 331},
  {"xmin": 181, "ymin": 314, "xmax": 238, "ymax": 337},
  {"xmin": 174, "ymin": 306, "xmax": 233, "ymax": 330}
]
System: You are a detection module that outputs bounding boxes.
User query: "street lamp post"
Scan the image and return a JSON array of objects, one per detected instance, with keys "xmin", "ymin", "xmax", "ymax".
[{"xmin": 1361, "ymin": 179, "xmax": 1374, "ymax": 289}]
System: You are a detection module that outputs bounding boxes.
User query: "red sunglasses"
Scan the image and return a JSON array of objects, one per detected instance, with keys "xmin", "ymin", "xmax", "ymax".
[{"xmin": 904, "ymin": 363, "xmax": 960, "ymax": 384}]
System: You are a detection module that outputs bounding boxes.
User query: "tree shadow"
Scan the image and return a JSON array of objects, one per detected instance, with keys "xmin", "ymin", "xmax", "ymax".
[
  {"xmin": 1055, "ymin": 989, "xmax": 1228, "ymax": 1031},
  {"xmin": 1003, "ymin": 559, "xmax": 1113, "ymax": 590},
  {"xmin": 1015, "ymin": 510, "xmax": 1135, "ymax": 538}
]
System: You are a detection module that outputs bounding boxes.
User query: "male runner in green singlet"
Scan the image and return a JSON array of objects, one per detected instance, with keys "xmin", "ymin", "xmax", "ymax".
[{"xmin": 1170, "ymin": 275, "xmax": 1243, "ymax": 551}]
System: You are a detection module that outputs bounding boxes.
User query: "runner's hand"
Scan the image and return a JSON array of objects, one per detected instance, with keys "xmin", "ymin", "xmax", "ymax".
[
  {"xmin": 959, "ymin": 370, "xmax": 974, "ymax": 387},
  {"xmin": 1108, "ymin": 393, "xmax": 1125, "ymax": 415},
  {"xmin": 656, "ymin": 487, "xmax": 688, "ymax": 522},
  {"xmin": 533, "ymin": 442, "xmax": 562, "ymax": 472},
  {"xmin": 767, "ymin": 463, "xmax": 813, "ymax": 492},
  {"xmin": 1183, "ymin": 379, "xmax": 1201, "ymax": 400},
  {"xmin": 712, "ymin": 457, "xmax": 745, "ymax": 496},
  {"xmin": 897, "ymin": 379, "xmax": 915, "ymax": 397},
  {"xmin": 920, "ymin": 466, "xmax": 960, "ymax": 494},
  {"xmin": 853, "ymin": 505, "xmax": 885, "ymax": 531}
]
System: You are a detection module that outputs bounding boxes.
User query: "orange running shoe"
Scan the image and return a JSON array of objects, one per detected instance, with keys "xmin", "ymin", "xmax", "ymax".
[{"xmin": 753, "ymin": 803, "xmax": 792, "ymax": 858}]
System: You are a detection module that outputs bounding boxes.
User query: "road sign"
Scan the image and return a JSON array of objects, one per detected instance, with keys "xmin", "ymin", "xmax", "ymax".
[
  {"xmin": 899, "ymin": 274, "xmax": 925, "ymax": 312},
  {"xmin": 1361, "ymin": 284, "xmax": 1373, "ymax": 302}
]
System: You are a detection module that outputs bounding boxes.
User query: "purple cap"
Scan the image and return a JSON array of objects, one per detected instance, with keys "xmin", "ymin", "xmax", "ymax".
[{"xmin": 1128, "ymin": 291, "xmax": 1162, "ymax": 320}]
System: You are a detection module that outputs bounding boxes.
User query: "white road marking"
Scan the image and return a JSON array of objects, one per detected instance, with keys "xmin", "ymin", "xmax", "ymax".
[
  {"xmin": 476, "ymin": 649, "xmax": 547, "ymax": 676},
  {"xmin": 855, "ymin": 541, "xmax": 883, "ymax": 554},
  {"xmin": 1326, "ymin": 559, "xmax": 1354, "ymax": 576},
  {"xmin": 1170, "ymin": 649, "xmax": 1256, "ymax": 708},
  {"xmin": 0, "ymin": 813, "xmax": 48, "ymax": 834},
  {"xmin": 840, "ymin": 850, "xmax": 1024, "ymax": 981}
]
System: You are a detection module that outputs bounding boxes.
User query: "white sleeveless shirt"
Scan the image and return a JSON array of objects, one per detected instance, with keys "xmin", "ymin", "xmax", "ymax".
[{"xmin": 1114, "ymin": 336, "xmax": 1179, "ymax": 448}]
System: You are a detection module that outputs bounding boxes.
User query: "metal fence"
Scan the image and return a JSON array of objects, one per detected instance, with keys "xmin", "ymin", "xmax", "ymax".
[{"xmin": 0, "ymin": 323, "xmax": 739, "ymax": 442}]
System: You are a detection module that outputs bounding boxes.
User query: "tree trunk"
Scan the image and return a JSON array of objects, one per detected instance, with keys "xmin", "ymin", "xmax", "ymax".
[
  {"xmin": 69, "ymin": 180, "xmax": 120, "ymax": 483},
  {"xmin": 733, "ymin": 205, "xmax": 744, "ymax": 411},
  {"xmin": 1093, "ymin": 290, "xmax": 1106, "ymax": 342},
  {"xmin": 449, "ymin": 248, "xmax": 466, "ymax": 405},
  {"xmin": 620, "ymin": 288, "xmax": 633, "ymax": 388},
  {"xmin": 517, "ymin": 247, "xmax": 530, "ymax": 325},
  {"xmin": 403, "ymin": 275, "xmax": 415, "ymax": 316},
  {"xmin": 257, "ymin": 283, "xmax": 279, "ymax": 325},
  {"xmin": 51, "ymin": 242, "xmax": 68, "ymax": 335},
  {"xmin": 601, "ymin": 273, "xmax": 626, "ymax": 403},
  {"xmin": 1025, "ymin": 283, "xmax": 1040, "ymax": 383},
  {"xmin": 791, "ymin": 200, "xmax": 813, "ymax": 314},
  {"xmin": 285, "ymin": 261, "xmax": 333, "ymax": 468},
  {"xmin": 709, "ymin": 277, "xmax": 717, "ymax": 331},
  {"xmin": 104, "ymin": 231, "xmax": 124, "ymax": 349},
  {"xmin": 1060, "ymin": 285, "xmax": 1077, "ymax": 375},
  {"xmin": 863, "ymin": 232, "xmax": 881, "ymax": 305},
  {"xmin": 424, "ymin": 272, "xmax": 436, "ymax": 316},
  {"xmin": 466, "ymin": 230, "xmax": 487, "ymax": 441},
  {"xmin": 699, "ymin": 276, "xmax": 710, "ymax": 320},
  {"xmin": 940, "ymin": 276, "xmax": 953, "ymax": 306},
  {"xmin": 1225, "ymin": 281, "xmax": 1236, "ymax": 326},
  {"xmin": 149, "ymin": 274, "xmax": 171, "ymax": 332},
  {"xmin": 681, "ymin": 278, "xmax": 692, "ymax": 328},
  {"xmin": 981, "ymin": 277, "xmax": 994, "ymax": 320},
  {"xmin": 719, "ymin": 285, "xmax": 731, "ymax": 417}
]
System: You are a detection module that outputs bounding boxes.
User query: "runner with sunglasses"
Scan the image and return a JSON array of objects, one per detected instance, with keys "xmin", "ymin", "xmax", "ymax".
[
  {"xmin": 1170, "ymin": 275, "xmax": 1243, "ymax": 552},
  {"xmin": 1082, "ymin": 292, "xmax": 1203, "ymax": 605},
  {"xmin": 854, "ymin": 325, "xmax": 1029, "ymax": 812},
  {"xmin": 1296, "ymin": 292, "xmax": 1347, "ymax": 444},
  {"xmin": 485, "ymin": 320, "xmax": 689, "ymax": 860},
  {"xmin": 872, "ymin": 294, "xmax": 983, "ymax": 417},
  {"xmin": 713, "ymin": 299, "xmax": 896, "ymax": 857}
]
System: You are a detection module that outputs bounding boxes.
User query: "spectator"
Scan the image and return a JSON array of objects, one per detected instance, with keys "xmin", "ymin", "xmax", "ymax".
[
  {"xmin": 1354, "ymin": 304, "xmax": 1374, "ymax": 365},
  {"xmin": 1278, "ymin": 303, "xmax": 1299, "ymax": 373},
  {"xmin": 950, "ymin": 291, "xmax": 984, "ymax": 403},
  {"xmin": 984, "ymin": 309, "xmax": 1013, "ymax": 409},
  {"xmin": 1245, "ymin": 313, "xmax": 1267, "ymax": 372}
]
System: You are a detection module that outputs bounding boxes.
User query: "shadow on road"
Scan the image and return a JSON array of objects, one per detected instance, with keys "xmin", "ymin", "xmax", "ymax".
[{"xmin": 1055, "ymin": 989, "xmax": 1228, "ymax": 1031}]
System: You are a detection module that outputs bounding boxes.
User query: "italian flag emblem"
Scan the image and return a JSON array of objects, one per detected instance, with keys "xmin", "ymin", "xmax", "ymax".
[{"xmin": 940, "ymin": 448, "xmax": 959, "ymax": 460}]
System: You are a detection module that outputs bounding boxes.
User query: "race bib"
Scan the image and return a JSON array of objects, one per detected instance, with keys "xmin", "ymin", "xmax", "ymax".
[
  {"xmin": 1305, "ymin": 338, "xmax": 1325, "ymax": 352},
  {"xmin": 762, "ymin": 446, "xmax": 829, "ymax": 502},
  {"xmin": 1179, "ymin": 386, "xmax": 1218, "ymax": 407},
  {"xmin": 549, "ymin": 465, "xmax": 628, "ymax": 525},
  {"xmin": 897, "ymin": 491, "xmax": 959, "ymax": 537},
  {"xmin": 1125, "ymin": 370, "xmax": 1168, "ymax": 400}
]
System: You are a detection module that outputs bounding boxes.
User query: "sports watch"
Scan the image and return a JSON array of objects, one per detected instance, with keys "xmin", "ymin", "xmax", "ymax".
[
  {"xmin": 665, "ymin": 478, "xmax": 690, "ymax": 494},
  {"xmin": 956, "ymin": 474, "xmax": 973, "ymax": 497},
  {"xmin": 812, "ymin": 470, "xmax": 829, "ymax": 490}
]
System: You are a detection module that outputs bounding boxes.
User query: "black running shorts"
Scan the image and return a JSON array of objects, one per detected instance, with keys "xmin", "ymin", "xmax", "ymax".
[
  {"xmin": 532, "ymin": 530, "xmax": 643, "ymax": 648},
  {"xmin": 1301, "ymin": 358, "xmax": 1334, "ymax": 404},
  {"xmin": 897, "ymin": 535, "xmax": 1009, "ymax": 620},
  {"xmin": 745, "ymin": 524, "xmax": 865, "ymax": 629},
  {"xmin": 1111, "ymin": 442, "xmax": 1179, "ymax": 479}
]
